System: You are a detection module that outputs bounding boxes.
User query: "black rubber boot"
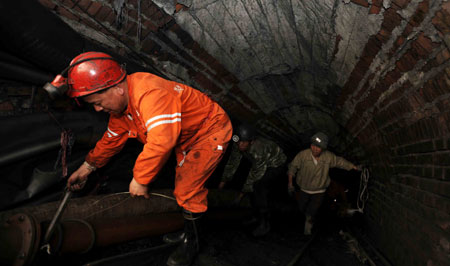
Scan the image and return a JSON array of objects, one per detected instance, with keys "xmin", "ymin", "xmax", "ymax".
[{"xmin": 166, "ymin": 209, "xmax": 203, "ymax": 266}]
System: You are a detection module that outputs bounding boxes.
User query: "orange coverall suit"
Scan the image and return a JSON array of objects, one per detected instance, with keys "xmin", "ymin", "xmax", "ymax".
[{"xmin": 84, "ymin": 72, "xmax": 233, "ymax": 213}]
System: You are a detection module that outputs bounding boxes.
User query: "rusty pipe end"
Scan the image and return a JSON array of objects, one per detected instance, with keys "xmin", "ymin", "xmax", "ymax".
[{"xmin": 0, "ymin": 213, "xmax": 41, "ymax": 266}]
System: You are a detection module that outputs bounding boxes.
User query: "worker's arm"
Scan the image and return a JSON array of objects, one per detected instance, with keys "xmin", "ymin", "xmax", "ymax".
[
  {"xmin": 329, "ymin": 152, "xmax": 356, "ymax": 171},
  {"xmin": 288, "ymin": 173, "xmax": 293, "ymax": 186},
  {"xmin": 85, "ymin": 115, "xmax": 130, "ymax": 168},
  {"xmin": 130, "ymin": 89, "xmax": 181, "ymax": 197},
  {"xmin": 287, "ymin": 152, "xmax": 302, "ymax": 193},
  {"xmin": 67, "ymin": 116, "xmax": 129, "ymax": 191}
]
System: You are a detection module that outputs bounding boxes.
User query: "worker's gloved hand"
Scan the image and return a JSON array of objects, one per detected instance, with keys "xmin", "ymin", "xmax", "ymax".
[
  {"xmin": 288, "ymin": 184, "xmax": 295, "ymax": 196},
  {"xmin": 129, "ymin": 178, "xmax": 150, "ymax": 199},
  {"xmin": 67, "ymin": 162, "xmax": 93, "ymax": 191}
]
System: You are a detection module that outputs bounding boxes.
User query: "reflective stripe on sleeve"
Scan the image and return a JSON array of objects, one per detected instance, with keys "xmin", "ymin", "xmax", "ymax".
[
  {"xmin": 145, "ymin": 113, "xmax": 182, "ymax": 132},
  {"xmin": 147, "ymin": 117, "xmax": 181, "ymax": 132},
  {"xmin": 145, "ymin": 113, "xmax": 181, "ymax": 127},
  {"xmin": 107, "ymin": 127, "xmax": 119, "ymax": 137}
]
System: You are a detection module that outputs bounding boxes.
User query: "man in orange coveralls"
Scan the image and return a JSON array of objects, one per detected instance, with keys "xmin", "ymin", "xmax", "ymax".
[{"xmin": 48, "ymin": 51, "xmax": 232, "ymax": 266}]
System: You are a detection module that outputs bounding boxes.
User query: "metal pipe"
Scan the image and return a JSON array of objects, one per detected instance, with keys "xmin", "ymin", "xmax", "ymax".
[
  {"xmin": 43, "ymin": 208, "xmax": 253, "ymax": 255},
  {"xmin": 43, "ymin": 190, "xmax": 72, "ymax": 245},
  {"xmin": 0, "ymin": 189, "xmax": 250, "ymax": 224},
  {"xmin": 0, "ymin": 189, "xmax": 252, "ymax": 265},
  {"xmin": 44, "ymin": 208, "xmax": 252, "ymax": 255},
  {"xmin": 0, "ymin": 213, "xmax": 41, "ymax": 266},
  {"xmin": 48, "ymin": 213, "xmax": 184, "ymax": 254}
]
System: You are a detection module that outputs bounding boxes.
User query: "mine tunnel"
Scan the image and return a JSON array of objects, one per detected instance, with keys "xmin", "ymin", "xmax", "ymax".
[{"xmin": 0, "ymin": 0, "xmax": 449, "ymax": 266}]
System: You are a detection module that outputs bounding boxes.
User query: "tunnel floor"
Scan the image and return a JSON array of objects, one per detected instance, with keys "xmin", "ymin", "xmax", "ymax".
[
  {"xmin": 37, "ymin": 210, "xmax": 370, "ymax": 266},
  {"xmin": 30, "ymin": 152, "xmax": 374, "ymax": 266}
]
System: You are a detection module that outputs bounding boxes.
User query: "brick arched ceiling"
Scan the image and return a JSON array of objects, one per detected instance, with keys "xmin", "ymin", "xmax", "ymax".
[{"xmin": 1, "ymin": 0, "xmax": 449, "ymax": 160}]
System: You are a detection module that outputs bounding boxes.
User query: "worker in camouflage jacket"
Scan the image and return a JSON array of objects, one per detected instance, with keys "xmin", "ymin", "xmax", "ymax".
[{"xmin": 219, "ymin": 124, "xmax": 287, "ymax": 236}]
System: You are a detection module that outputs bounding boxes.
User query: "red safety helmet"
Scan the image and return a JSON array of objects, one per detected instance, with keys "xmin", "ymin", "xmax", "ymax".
[{"xmin": 66, "ymin": 51, "xmax": 126, "ymax": 98}]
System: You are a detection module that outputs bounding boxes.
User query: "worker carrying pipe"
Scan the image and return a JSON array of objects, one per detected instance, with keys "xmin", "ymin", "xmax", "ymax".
[{"xmin": 44, "ymin": 51, "xmax": 233, "ymax": 266}]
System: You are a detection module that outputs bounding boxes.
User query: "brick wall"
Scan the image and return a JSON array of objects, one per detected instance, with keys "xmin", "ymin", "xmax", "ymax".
[{"xmin": 338, "ymin": 1, "xmax": 450, "ymax": 265}]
